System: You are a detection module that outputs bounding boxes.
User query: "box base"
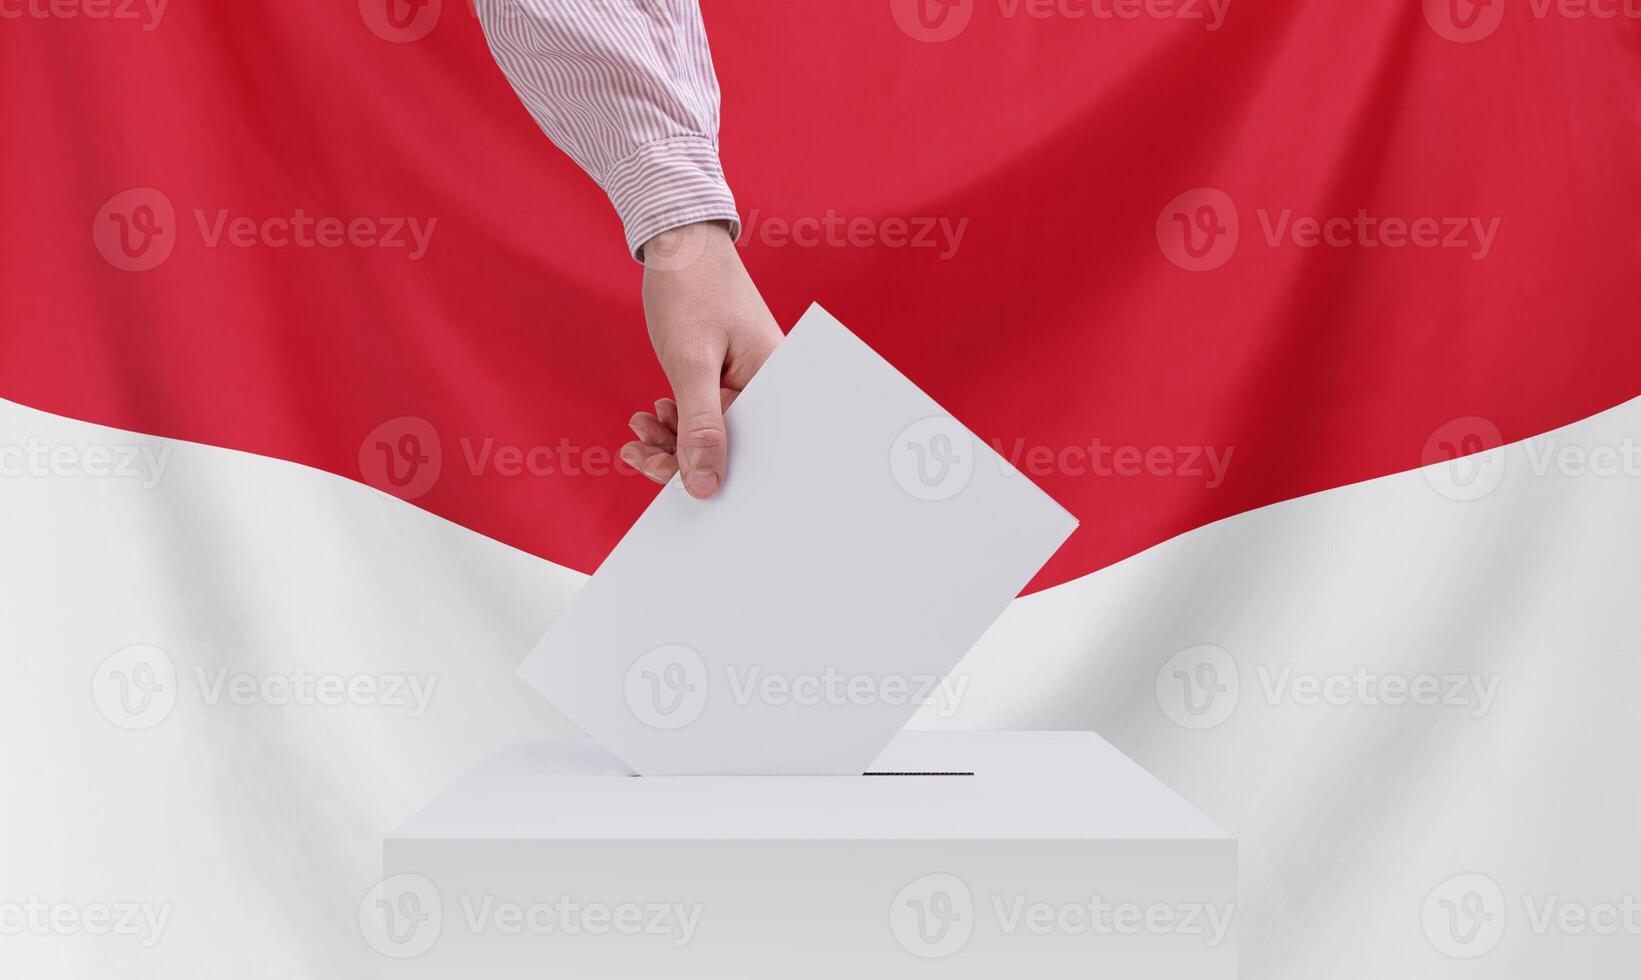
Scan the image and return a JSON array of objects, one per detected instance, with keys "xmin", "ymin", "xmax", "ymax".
[{"xmin": 375, "ymin": 732, "xmax": 1237, "ymax": 977}]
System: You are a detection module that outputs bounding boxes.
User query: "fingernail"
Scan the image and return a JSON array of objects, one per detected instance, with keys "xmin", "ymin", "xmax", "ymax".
[
  {"xmin": 641, "ymin": 456, "xmax": 671, "ymax": 483},
  {"xmin": 684, "ymin": 470, "xmax": 719, "ymax": 499},
  {"xmin": 629, "ymin": 423, "xmax": 645, "ymax": 440}
]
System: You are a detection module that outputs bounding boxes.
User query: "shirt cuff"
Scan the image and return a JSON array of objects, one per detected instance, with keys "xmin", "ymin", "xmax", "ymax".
[{"xmin": 603, "ymin": 136, "xmax": 742, "ymax": 262}]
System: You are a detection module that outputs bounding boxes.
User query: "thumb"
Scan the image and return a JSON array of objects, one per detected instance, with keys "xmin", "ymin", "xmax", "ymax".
[{"xmin": 667, "ymin": 355, "xmax": 728, "ymax": 499}]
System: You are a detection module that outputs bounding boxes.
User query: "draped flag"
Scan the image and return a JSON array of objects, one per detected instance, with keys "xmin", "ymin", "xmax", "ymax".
[
  {"xmin": 1, "ymin": 3, "xmax": 1637, "ymax": 978},
  {"xmin": 4, "ymin": 1, "xmax": 1636, "ymax": 592}
]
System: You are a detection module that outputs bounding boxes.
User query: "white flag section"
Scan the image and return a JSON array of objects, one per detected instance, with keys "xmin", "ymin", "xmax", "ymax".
[{"xmin": 1, "ymin": 392, "xmax": 1637, "ymax": 977}]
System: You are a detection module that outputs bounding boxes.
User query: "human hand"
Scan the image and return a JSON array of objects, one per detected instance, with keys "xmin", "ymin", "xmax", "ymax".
[{"xmin": 620, "ymin": 221, "xmax": 783, "ymax": 499}]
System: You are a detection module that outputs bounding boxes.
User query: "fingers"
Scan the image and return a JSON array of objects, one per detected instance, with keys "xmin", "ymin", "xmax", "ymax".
[
  {"xmin": 623, "ymin": 395, "xmax": 736, "ymax": 489},
  {"xmin": 628, "ymin": 411, "xmax": 675, "ymax": 451},
  {"xmin": 645, "ymin": 343, "xmax": 765, "ymax": 495},
  {"xmin": 654, "ymin": 398, "xmax": 678, "ymax": 431},
  {"xmin": 666, "ymin": 355, "xmax": 729, "ymax": 500},
  {"xmin": 619, "ymin": 441, "xmax": 677, "ymax": 484}
]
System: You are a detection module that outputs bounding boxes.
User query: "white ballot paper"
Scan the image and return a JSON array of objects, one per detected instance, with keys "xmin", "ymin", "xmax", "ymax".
[{"xmin": 518, "ymin": 303, "xmax": 1077, "ymax": 775}]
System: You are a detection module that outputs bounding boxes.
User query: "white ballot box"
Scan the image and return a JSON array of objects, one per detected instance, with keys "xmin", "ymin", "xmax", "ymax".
[
  {"xmin": 367, "ymin": 306, "xmax": 1233, "ymax": 974},
  {"xmin": 375, "ymin": 731, "xmax": 1237, "ymax": 977}
]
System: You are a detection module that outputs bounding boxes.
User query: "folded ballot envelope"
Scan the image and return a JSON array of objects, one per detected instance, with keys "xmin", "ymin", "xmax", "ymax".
[{"xmin": 514, "ymin": 303, "xmax": 1080, "ymax": 775}]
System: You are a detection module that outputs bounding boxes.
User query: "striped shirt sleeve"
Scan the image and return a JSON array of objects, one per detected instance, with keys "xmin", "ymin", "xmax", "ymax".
[{"xmin": 475, "ymin": 0, "xmax": 740, "ymax": 261}]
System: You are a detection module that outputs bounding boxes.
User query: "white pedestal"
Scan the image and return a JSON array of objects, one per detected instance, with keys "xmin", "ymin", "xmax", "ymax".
[{"xmin": 378, "ymin": 731, "xmax": 1237, "ymax": 977}]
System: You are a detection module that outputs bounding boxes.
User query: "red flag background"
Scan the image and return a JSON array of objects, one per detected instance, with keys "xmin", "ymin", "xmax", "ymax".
[
  {"xmin": 2, "ymin": 0, "xmax": 1637, "ymax": 591},
  {"xmin": 6, "ymin": 7, "xmax": 1641, "ymax": 979}
]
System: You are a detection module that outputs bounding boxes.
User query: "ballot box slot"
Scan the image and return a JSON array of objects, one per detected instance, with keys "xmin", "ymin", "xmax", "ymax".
[{"xmin": 625, "ymin": 771, "xmax": 976, "ymax": 777}]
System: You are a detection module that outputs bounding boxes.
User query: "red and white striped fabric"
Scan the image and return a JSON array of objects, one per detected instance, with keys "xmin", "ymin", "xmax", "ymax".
[{"xmin": 1, "ymin": 3, "xmax": 1638, "ymax": 978}]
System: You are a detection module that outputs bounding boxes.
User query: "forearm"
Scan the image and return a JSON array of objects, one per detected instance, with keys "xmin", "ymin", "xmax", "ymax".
[{"xmin": 475, "ymin": 0, "xmax": 740, "ymax": 259}]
